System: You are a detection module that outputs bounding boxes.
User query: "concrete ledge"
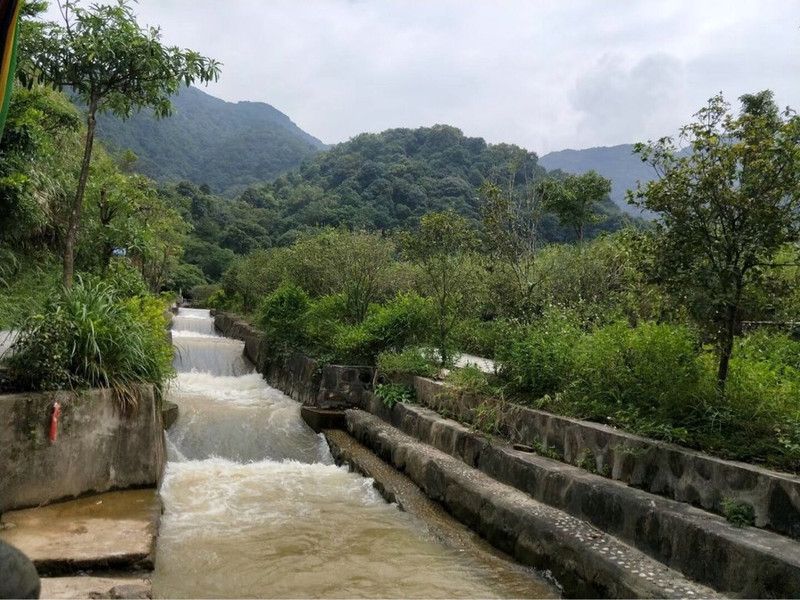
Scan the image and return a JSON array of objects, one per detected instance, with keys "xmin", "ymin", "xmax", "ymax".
[
  {"xmin": 363, "ymin": 396, "xmax": 800, "ymax": 597},
  {"xmin": 300, "ymin": 406, "xmax": 345, "ymax": 433},
  {"xmin": 0, "ymin": 386, "xmax": 166, "ymax": 512},
  {"xmin": 345, "ymin": 409, "xmax": 719, "ymax": 599},
  {"xmin": 213, "ymin": 312, "xmax": 263, "ymax": 366},
  {"xmin": 413, "ymin": 376, "xmax": 800, "ymax": 540},
  {"xmin": 162, "ymin": 400, "xmax": 178, "ymax": 430},
  {"xmin": 0, "ymin": 489, "xmax": 161, "ymax": 577},
  {"xmin": 40, "ymin": 576, "xmax": 151, "ymax": 600}
]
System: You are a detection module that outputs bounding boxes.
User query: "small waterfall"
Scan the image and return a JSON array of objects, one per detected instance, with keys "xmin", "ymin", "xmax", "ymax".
[{"xmin": 154, "ymin": 308, "xmax": 550, "ymax": 599}]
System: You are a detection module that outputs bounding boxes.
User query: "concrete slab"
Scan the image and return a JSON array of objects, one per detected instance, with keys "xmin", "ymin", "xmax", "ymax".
[
  {"xmin": 40, "ymin": 575, "xmax": 151, "ymax": 599},
  {"xmin": 0, "ymin": 489, "xmax": 160, "ymax": 575}
]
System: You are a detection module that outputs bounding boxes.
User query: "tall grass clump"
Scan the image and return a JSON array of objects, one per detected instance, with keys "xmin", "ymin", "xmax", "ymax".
[
  {"xmin": 496, "ymin": 309, "xmax": 583, "ymax": 398},
  {"xmin": 3, "ymin": 277, "xmax": 174, "ymax": 407},
  {"xmin": 696, "ymin": 330, "xmax": 800, "ymax": 469},
  {"xmin": 566, "ymin": 321, "xmax": 705, "ymax": 441}
]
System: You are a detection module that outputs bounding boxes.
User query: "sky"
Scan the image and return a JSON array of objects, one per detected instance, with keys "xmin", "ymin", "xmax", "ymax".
[{"xmin": 46, "ymin": 0, "xmax": 800, "ymax": 155}]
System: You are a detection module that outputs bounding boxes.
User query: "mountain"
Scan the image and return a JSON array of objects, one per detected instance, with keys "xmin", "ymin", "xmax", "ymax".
[
  {"xmin": 237, "ymin": 125, "xmax": 641, "ymax": 246},
  {"xmin": 539, "ymin": 144, "xmax": 657, "ymax": 216},
  {"xmin": 93, "ymin": 86, "xmax": 326, "ymax": 196}
]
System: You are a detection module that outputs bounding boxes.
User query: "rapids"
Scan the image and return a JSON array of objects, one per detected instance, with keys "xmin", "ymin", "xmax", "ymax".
[{"xmin": 152, "ymin": 308, "xmax": 553, "ymax": 598}]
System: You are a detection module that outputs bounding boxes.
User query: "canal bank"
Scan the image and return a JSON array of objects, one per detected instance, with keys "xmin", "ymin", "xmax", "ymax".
[{"xmin": 216, "ymin": 310, "xmax": 800, "ymax": 598}]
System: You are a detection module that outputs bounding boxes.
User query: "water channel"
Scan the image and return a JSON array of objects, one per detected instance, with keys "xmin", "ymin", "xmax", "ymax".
[{"xmin": 152, "ymin": 308, "xmax": 556, "ymax": 598}]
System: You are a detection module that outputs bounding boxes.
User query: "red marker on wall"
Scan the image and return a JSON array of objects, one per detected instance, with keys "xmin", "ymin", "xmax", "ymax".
[{"xmin": 49, "ymin": 402, "xmax": 61, "ymax": 442}]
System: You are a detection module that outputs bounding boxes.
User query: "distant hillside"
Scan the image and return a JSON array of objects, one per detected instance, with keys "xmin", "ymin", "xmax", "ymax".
[
  {"xmin": 93, "ymin": 86, "xmax": 326, "ymax": 196},
  {"xmin": 539, "ymin": 144, "xmax": 658, "ymax": 216},
  {"xmin": 239, "ymin": 125, "xmax": 640, "ymax": 246}
]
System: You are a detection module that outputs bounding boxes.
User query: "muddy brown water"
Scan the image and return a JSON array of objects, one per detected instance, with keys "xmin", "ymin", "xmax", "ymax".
[{"xmin": 153, "ymin": 308, "xmax": 558, "ymax": 598}]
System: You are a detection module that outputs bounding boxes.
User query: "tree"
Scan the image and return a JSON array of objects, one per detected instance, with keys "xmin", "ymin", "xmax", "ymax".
[
  {"xmin": 288, "ymin": 229, "xmax": 396, "ymax": 323},
  {"xmin": 479, "ymin": 176, "xmax": 546, "ymax": 321},
  {"xmin": 402, "ymin": 211, "xmax": 478, "ymax": 366},
  {"xmin": 630, "ymin": 91, "xmax": 800, "ymax": 388},
  {"xmin": 27, "ymin": 0, "xmax": 220, "ymax": 287},
  {"xmin": 546, "ymin": 170, "xmax": 611, "ymax": 243}
]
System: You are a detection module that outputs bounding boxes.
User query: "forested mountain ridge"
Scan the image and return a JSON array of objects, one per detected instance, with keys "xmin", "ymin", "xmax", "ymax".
[
  {"xmin": 232, "ymin": 125, "xmax": 639, "ymax": 246},
  {"xmin": 539, "ymin": 144, "xmax": 657, "ymax": 215},
  {"xmin": 93, "ymin": 86, "xmax": 326, "ymax": 196}
]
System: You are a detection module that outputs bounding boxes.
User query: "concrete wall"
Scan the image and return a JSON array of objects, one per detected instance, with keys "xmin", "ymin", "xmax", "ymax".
[
  {"xmin": 0, "ymin": 385, "xmax": 165, "ymax": 512},
  {"xmin": 412, "ymin": 377, "xmax": 800, "ymax": 540},
  {"xmin": 356, "ymin": 396, "xmax": 800, "ymax": 597}
]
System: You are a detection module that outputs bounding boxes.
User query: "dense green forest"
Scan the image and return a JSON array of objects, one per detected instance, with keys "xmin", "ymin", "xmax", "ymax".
[
  {"xmin": 158, "ymin": 125, "xmax": 641, "ymax": 285},
  {"xmin": 2, "ymin": 0, "xmax": 800, "ymax": 478},
  {"xmin": 93, "ymin": 86, "xmax": 326, "ymax": 197}
]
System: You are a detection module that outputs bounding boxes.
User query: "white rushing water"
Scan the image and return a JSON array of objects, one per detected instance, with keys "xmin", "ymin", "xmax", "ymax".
[{"xmin": 153, "ymin": 309, "xmax": 548, "ymax": 599}]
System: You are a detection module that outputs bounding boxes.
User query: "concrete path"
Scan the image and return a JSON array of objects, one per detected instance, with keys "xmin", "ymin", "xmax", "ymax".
[
  {"xmin": 455, "ymin": 353, "xmax": 496, "ymax": 373},
  {"xmin": 0, "ymin": 489, "xmax": 160, "ymax": 583}
]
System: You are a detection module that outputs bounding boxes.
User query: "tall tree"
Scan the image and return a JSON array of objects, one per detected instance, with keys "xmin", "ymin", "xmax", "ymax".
[
  {"xmin": 630, "ymin": 91, "xmax": 800, "ymax": 388},
  {"xmin": 402, "ymin": 211, "xmax": 478, "ymax": 366},
  {"xmin": 546, "ymin": 170, "xmax": 611, "ymax": 243},
  {"xmin": 26, "ymin": 0, "xmax": 220, "ymax": 287}
]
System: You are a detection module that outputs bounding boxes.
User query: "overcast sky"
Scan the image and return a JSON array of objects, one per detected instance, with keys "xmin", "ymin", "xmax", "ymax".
[{"xmin": 47, "ymin": 0, "xmax": 800, "ymax": 155}]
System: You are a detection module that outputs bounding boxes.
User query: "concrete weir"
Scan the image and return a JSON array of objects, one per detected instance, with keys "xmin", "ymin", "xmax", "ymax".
[{"xmin": 215, "ymin": 311, "xmax": 800, "ymax": 598}]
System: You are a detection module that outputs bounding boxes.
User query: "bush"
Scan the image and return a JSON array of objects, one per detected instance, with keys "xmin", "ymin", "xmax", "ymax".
[
  {"xmin": 361, "ymin": 293, "xmax": 433, "ymax": 354},
  {"xmin": 697, "ymin": 331, "xmax": 800, "ymax": 469},
  {"xmin": 567, "ymin": 321, "xmax": 704, "ymax": 440},
  {"xmin": 258, "ymin": 283, "xmax": 311, "ymax": 362},
  {"xmin": 453, "ymin": 317, "xmax": 515, "ymax": 358},
  {"xmin": 377, "ymin": 347, "xmax": 439, "ymax": 378},
  {"xmin": 0, "ymin": 258, "xmax": 60, "ymax": 329},
  {"xmin": 166, "ymin": 262, "xmax": 208, "ymax": 294},
  {"xmin": 303, "ymin": 292, "xmax": 434, "ymax": 365},
  {"xmin": 3, "ymin": 278, "xmax": 174, "ymax": 406},
  {"xmin": 496, "ymin": 309, "xmax": 582, "ymax": 398}
]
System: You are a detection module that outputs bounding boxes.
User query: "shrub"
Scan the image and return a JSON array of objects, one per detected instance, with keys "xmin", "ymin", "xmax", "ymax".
[
  {"xmin": 374, "ymin": 383, "xmax": 415, "ymax": 408},
  {"xmin": 3, "ymin": 278, "xmax": 174, "ymax": 406},
  {"xmin": 258, "ymin": 283, "xmax": 312, "ymax": 359},
  {"xmin": 696, "ymin": 331, "xmax": 800, "ymax": 469},
  {"xmin": 377, "ymin": 347, "xmax": 439, "ymax": 378},
  {"xmin": 496, "ymin": 309, "xmax": 582, "ymax": 398},
  {"xmin": 361, "ymin": 293, "xmax": 433, "ymax": 354},
  {"xmin": 453, "ymin": 317, "xmax": 515, "ymax": 358},
  {"xmin": 305, "ymin": 292, "xmax": 434, "ymax": 366},
  {"xmin": 568, "ymin": 321, "xmax": 704, "ymax": 440}
]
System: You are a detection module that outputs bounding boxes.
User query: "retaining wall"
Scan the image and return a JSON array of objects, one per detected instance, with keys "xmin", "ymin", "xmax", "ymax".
[
  {"xmin": 0, "ymin": 385, "xmax": 165, "ymax": 512},
  {"xmin": 412, "ymin": 377, "xmax": 800, "ymax": 540}
]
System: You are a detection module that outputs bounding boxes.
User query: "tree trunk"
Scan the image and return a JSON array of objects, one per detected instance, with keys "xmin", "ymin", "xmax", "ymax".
[
  {"xmin": 62, "ymin": 96, "xmax": 99, "ymax": 289},
  {"xmin": 716, "ymin": 303, "xmax": 738, "ymax": 391}
]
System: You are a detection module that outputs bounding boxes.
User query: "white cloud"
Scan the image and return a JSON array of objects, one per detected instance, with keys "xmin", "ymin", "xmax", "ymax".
[{"xmin": 43, "ymin": 0, "xmax": 800, "ymax": 154}]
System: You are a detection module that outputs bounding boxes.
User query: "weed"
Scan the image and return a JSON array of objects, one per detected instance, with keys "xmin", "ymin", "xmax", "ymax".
[
  {"xmin": 471, "ymin": 399, "xmax": 505, "ymax": 435},
  {"xmin": 374, "ymin": 383, "xmax": 415, "ymax": 409},
  {"xmin": 529, "ymin": 439, "xmax": 562, "ymax": 460},
  {"xmin": 575, "ymin": 449, "xmax": 611, "ymax": 477},
  {"xmin": 721, "ymin": 497, "xmax": 756, "ymax": 528}
]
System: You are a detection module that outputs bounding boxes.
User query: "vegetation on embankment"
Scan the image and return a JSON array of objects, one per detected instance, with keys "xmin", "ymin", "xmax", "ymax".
[
  {"xmin": 1, "ymin": 3, "xmax": 798, "ymax": 474},
  {"xmin": 204, "ymin": 222, "xmax": 800, "ymax": 473}
]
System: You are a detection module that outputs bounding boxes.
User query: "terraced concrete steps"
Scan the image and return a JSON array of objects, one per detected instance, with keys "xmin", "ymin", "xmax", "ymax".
[
  {"xmin": 348, "ymin": 398, "xmax": 800, "ymax": 598},
  {"xmin": 345, "ymin": 409, "xmax": 721, "ymax": 599}
]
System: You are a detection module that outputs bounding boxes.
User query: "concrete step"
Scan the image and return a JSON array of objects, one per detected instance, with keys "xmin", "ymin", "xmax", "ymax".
[
  {"xmin": 344, "ymin": 409, "xmax": 721, "ymax": 599},
  {"xmin": 354, "ymin": 397, "xmax": 800, "ymax": 597},
  {"xmin": 0, "ymin": 489, "xmax": 160, "ymax": 576},
  {"xmin": 40, "ymin": 575, "xmax": 151, "ymax": 599}
]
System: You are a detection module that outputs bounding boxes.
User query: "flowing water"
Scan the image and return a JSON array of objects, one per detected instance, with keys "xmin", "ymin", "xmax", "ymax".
[{"xmin": 153, "ymin": 308, "xmax": 554, "ymax": 598}]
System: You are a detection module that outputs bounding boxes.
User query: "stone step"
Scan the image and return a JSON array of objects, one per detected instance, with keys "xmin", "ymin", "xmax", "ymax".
[
  {"xmin": 344, "ymin": 409, "xmax": 721, "ymax": 599},
  {"xmin": 40, "ymin": 575, "xmax": 151, "ymax": 599},
  {"xmin": 356, "ymin": 397, "xmax": 800, "ymax": 597},
  {"xmin": 0, "ymin": 489, "xmax": 161, "ymax": 576}
]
